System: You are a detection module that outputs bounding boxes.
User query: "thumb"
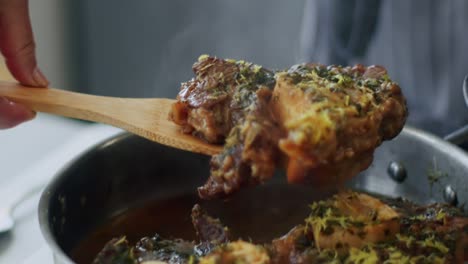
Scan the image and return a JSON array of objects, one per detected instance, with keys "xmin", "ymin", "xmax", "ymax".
[
  {"xmin": 0, "ymin": 0, "xmax": 48, "ymax": 87},
  {"xmin": 0, "ymin": 97, "xmax": 35, "ymax": 128}
]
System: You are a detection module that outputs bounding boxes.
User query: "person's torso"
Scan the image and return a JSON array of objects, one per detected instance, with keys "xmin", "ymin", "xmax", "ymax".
[{"xmin": 301, "ymin": 0, "xmax": 468, "ymax": 136}]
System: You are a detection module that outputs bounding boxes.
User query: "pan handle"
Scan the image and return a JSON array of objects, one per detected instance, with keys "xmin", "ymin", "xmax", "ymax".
[{"xmin": 443, "ymin": 75, "xmax": 468, "ymax": 146}]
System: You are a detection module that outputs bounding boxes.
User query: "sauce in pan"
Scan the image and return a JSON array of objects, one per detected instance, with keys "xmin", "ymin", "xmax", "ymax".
[{"xmin": 71, "ymin": 184, "xmax": 333, "ymax": 264}]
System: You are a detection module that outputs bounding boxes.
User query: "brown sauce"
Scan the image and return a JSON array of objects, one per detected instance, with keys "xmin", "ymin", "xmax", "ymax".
[{"xmin": 70, "ymin": 184, "xmax": 334, "ymax": 264}]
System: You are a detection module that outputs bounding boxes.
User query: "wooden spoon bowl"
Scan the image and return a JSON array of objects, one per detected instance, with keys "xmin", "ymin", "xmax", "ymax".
[{"xmin": 0, "ymin": 81, "xmax": 222, "ymax": 155}]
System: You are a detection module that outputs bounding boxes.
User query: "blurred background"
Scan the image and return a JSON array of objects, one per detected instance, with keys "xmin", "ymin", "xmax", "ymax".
[{"xmin": 23, "ymin": 0, "xmax": 306, "ymax": 98}]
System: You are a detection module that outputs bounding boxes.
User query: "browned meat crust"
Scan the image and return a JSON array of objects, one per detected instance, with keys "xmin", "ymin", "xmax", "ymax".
[
  {"xmin": 169, "ymin": 56, "xmax": 275, "ymax": 144},
  {"xmin": 170, "ymin": 56, "xmax": 280, "ymax": 199},
  {"xmin": 198, "ymin": 88, "xmax": 282, "ymax": 199},
  {"xmin": 170, "ymin": 56, "xmax": 408, "ymax": 199}
]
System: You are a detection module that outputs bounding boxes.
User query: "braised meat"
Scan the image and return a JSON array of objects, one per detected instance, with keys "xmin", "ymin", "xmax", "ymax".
[
  {"xmin": 170, "ymin": 56, "xmax": 407, "ymax": 199},
  {"xmin": 304, "ymin": 191, "xmax": 400, "ymax": 251},
  {"xmin": 273, "ymin": 64, "xmax": 407, "ymax": 185},
  {"xmin": 199, "ymin": 240, "xmax": 270, "ymax": 264},
  {"xmin": 191, "ymin": 204, "xmax": 230, "ymax": 245},
  {"xmin": 268, "ymin": 192, "xmax": 468, "ymax": 263},
  {"xmin": 170, "ymin": 55, "xmax": 276, "ymax": 144},
  {"xmin": 170, "ymin": 56, "xmax": 281, "ymax": 199},
  {"xmin": 93, "ymin": 192, "xmax": 468, "ymax": 263},
  {"xmin": 93, "ymin": 204, "xmax": 232, "ymax": 264},
  {"xmin": 92, "ymin": 237, "xmax": 136, "ymax": 264},
  {"xmin": 92, "ymin": 235, "xmax": 196, "ymax": 264}
]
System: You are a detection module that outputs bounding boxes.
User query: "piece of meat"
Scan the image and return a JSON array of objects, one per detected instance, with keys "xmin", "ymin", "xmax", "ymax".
[
  {"xmin": 134, "ymin": 235, "xmax": 196, "ymax": 264},
  {"xmin": 170, "ymin": 56, "xmax": 281, "ymax": 199},
  {"xmin": 269, "ymin": 225, "xmax": 317, "ymax": 264},
  {"xmin": 191, "ymin": 204, "xmax": 230, "ymax": 244},
  {"xmin": 396, "ymin": 203, "xmax": 468, "ymax": 263},
  {"xmin": 335, "ymin": 214, "xmax": 467, "ymax": 264},
  {"xmin": 170, "ymin": 56, "xmax": 407, "ymax": 199},
  {"xmin": 92, "ymin": 235, "xmax": 197, "ymax": 264},
  {"xmin": 169, "ymin": 55, "xmax": 276, "ymax": 144},
  {"xmin": 270, "ymin": 192, "xmax": 467, "ymax": 263},
  {"xmin": 273, "ymin": 64, "xmax": 407, "ymax": 184},
  {"xmin": 300, "ymin": 192, "xmax": 467, "ymax": 263},
  {"xmin": 198, "ymin": 240, "xmax": 270, "ymax": 264},
  {"xmin": 198, "ymin": 90, "xmax": 282, "ymax": 199},
  {"xmin": 305, "ymin": 191, "xmax": 400, "ymax": 251},
  {"xmin": 92, "ymin": 237, "xmax": 136, "ymax": 264}
]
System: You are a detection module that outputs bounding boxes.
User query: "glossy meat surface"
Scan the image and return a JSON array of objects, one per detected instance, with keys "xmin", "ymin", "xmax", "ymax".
[
  {"xmin": 170, "ymin": 56, "xmax": 407, "ymax": 199},
  {"xmin": 170, "ymin": 56, "xmax": 280, "ymax": 199},
  {"xmin": 170, "ymin": 55, "xmax": 275, "ymax": 144}
]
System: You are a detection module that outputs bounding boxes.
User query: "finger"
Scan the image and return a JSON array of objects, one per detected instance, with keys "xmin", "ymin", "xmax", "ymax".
[
  {"xmin": 0, "ymin": 0, "xmax": 48, "ymax": 87},
  {"xmin": 0, "ymin": 97, "xmax": 35, "ymax": 128}
]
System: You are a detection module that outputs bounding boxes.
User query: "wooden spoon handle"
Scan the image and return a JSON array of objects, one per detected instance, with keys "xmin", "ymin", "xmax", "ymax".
[
  {"xmin": 0, "ymin": 81, "xmax": 124, "ymax": 121},
  {"xmin": 0, "ymin": 81, "xmax": 223, "ymax": 155}
]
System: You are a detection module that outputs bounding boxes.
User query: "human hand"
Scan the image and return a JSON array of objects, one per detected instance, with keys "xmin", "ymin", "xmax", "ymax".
[{"xmin": 0, "ymin": 0, "xmax": 48, "ymax": 128}]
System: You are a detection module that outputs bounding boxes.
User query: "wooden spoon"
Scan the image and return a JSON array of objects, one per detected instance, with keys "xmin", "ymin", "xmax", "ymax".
[{"xmin": 0, "ymin": 81, "xmax": 222, "ymax": 155}]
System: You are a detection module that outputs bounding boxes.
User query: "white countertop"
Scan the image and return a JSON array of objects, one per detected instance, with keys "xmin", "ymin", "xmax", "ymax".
[{"xmin": 0, "ymin": 114, "xmax": 122, "ymax": 263}]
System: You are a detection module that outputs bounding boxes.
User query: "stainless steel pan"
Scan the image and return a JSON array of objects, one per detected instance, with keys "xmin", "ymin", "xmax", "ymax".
[{"xmin": 38, "ymin": 125, "xmax": 468, "ymax": 264}]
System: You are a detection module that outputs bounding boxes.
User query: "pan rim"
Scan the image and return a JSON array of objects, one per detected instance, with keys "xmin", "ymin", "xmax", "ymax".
[{"xmin": 38, "ymin": 132, "xmax": 130, "ymax": 264}]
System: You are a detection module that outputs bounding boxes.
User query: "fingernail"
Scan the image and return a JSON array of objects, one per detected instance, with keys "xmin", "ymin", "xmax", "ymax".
[
  {"xmin": 24, "ymin": 107, "xmax": 37, "ymax": 121},
  {"xmin": 32, "ymin": 67, "xmax": 49, "ymax": 87}
]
